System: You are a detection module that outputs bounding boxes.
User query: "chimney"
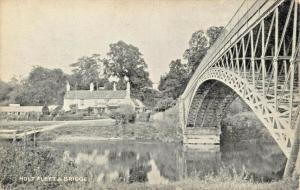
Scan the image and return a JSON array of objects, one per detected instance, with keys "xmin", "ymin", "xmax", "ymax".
[
  {"xmin": 113, "ymin": 82, "xmax": 117, "ymax": 91},
  {"xmin": 66, "ymin": 81, "xmax": 70, "ymax": 91},
  {"xmin": 90, "ymin": 83, "xmax": 94, "ymax": 92},
  {"xmin": 126, "ymin": 81, "xmax": 130, "ymax": 98}
]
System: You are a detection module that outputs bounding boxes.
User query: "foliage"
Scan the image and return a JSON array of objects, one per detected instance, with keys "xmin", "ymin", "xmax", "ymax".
[
  {"xmin": 0, "ymin": 80, "xmax": 14, "ymax": 104},
  {"xmin": 207, "ymin": 26, "xmax": 225, "ymax": 46},
  {"xmin": 0, "ymin": 143, "xmax": 78, "ymax": 189},
  {"xmin": 158, "ymin": 59, "xmax": 190, "ymax": 99},
  {"xmin": 69, "ymin": 54, "xmax": 105, "ymax": 90},
  {"xmin": 154, "ymin": 97, "xmax": 176, "ymax": 112},
  {"xmin": 8, "ymin": 66, "xmax": 67, "ymax": 106},
  {"xmin": 104, "ymin": 41, "xmax": 152, "ymax": 99},
  {"xmin": 183, "ymin": 26, "xmax": 224, "ymax": 74},
  {"xmin": 109, "ymin": 104, "xmax": 136, "ymax": 124},
  {"xmin": 42, "ymin": 105, "xmax": 50, "ymax": 115},
  {"xmin": 157, "ymin": 26, "xmax": 224, "ymax": 102},
  {"xmin": 50, "ymin": 105, "xmax": 63, "ymax": 117},
  {"xmin": 183, "ymin": 30, "xmax": 209, "ymax": 73},
  {"xmin": 69, "ymin": 104, "xmax": 78, "ymax": 113}
]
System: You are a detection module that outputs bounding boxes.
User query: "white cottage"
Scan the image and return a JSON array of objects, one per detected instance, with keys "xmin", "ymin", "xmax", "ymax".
[{"xmin": 63, "ymin": 82, "xmax": 145, "ymax": 113}]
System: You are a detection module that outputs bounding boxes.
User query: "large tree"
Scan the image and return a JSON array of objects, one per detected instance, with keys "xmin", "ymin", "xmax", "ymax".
[
  {"xmin": 207, "ymin": 26, "xmax": 224, "ymax": 46},
  {"xmin": 9, "ymin": 66, "xmax": 67, "ymax": 106},
  {"xmin": 183, "ymin": 26, "xmax": 224, "ymax": 74},
  {"xmin": 104, "ymin": 41, "xmax": 152, "ymax": 98},
  {"xmin": 0, "ymin": 80, "xmax": 14, "ymax": 105},
  {"xmin": 158, "ymin": 59, "xmax": 189, "ymax": 99},
  {"xmin": 69, "ymin": 54, "xmax": 105, "ymax": 90}
]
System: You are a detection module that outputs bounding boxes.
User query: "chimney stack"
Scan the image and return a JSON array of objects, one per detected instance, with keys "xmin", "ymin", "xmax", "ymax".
[
  {"xmin": 90, "ymin": 83, "xmax": 94, "ymax": 92},
  {"xmin": 113, "ymin": 82, "xmax": 117, "ymax": 91},
  {"xmin": 126, "ymin": 81, "xmax": 130, "ymax": 98},
  {"xmin": 66, "ymin": 81, "xmax": 70, "ymax": 91}
]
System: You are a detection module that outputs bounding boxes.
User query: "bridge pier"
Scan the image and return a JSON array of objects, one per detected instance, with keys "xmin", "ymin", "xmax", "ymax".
[{"xmin": 183, "ymin": 127, "xmax": 221, "ymax": 146}]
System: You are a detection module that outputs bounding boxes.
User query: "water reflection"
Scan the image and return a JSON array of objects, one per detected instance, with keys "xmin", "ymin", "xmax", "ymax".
[{"xmin": 49, "ymin": 138, "xmax": 286, "ymax": 184}]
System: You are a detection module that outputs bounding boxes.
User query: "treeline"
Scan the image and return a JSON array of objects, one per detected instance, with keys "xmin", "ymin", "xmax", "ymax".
[
  {"xmin": 0, "ymin": 41, "xmax": 156, "ymax": 107},
  {"xmin": 155, "ymin": 26, "xmax": 224, "ymax": 111},
  {"xmin": 0, "ymin": 26, "xmax": 224, "ymax": 110}
]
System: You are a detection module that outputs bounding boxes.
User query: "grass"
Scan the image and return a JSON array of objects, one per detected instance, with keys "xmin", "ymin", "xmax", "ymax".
[
  {"xmin": 38, "ymin": 120, "xmax": 182, "ymax": 143},
  {"xmin": 0, "ymin": 120, "xmax": 62, "ymax": 130},
  {"xmin": 82, "ymin": 179, "xmax": 297, "ymax": 190}
]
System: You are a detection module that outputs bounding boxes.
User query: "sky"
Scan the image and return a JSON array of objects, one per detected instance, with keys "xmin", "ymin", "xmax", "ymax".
[{"xmin": 0, "ymin": 0, "xmax": 244, "ymax": 83}]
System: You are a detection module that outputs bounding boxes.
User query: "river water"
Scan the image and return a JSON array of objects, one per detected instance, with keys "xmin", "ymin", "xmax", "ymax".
[{"xmin": 44, "ymin": 136, "xmax": 286, "ymax": 185}]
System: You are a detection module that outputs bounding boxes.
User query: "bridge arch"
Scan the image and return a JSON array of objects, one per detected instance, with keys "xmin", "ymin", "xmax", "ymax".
[{"xmin": 179, "ymin": 0, "xmax": 300, "ymax": 177}]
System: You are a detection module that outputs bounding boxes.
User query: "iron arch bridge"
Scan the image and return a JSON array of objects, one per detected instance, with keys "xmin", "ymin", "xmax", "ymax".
[{"xmin": 179, "ymin": 0, "xmax": 300, "ymax": 177}]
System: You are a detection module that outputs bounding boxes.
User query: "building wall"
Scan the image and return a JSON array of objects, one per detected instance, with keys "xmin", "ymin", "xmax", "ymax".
[{"xmin": 63, "ymin": 98, "xmax": 135, "ymax": 111}]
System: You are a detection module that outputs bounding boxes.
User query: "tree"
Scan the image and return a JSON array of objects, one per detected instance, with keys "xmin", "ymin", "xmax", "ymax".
[
  {"xmin": 158, "ymin": 59, "xmax": 190, "ymax": 99},
  {"xmin": 69, "ymin": 54, "xmax": 104, "ymax": 90},
  {"xmin": 104, "ymin": 41, "xmax": 152, "ymax": 99},
  {"xmin": 154, "ymin": 98, "xmax": 176, "ymax": 112},
  {"xmin": 183, "ymin": 26, "xmax": 224, "ymax": 74},
  {"xmin": 207, "ymin": 26, "xmax": 224, "ymax": 46},
  {"xmin": 0, "ymin": 80, "xmax": 14, "ymax": 104},
  {"xmin": 183, "ymin": 30, "xmax": 209, "ymax": 73},
  {"xmin": 9, "ymin": 66, "xmax": 67, "ymax": 106}
]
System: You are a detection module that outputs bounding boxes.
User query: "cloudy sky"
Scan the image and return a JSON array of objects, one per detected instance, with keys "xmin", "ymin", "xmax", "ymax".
[{"xmin": 0, "ymin": 0, "xmax": 244, "ymax": 83}]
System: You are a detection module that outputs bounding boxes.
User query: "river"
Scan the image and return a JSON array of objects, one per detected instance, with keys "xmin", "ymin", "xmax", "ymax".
[{"xmin": 41, "ymin": 135, "xmax": 286, "ymax": 185}]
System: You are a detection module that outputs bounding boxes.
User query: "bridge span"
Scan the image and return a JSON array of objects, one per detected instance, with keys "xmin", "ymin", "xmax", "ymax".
[{"xmin": 179, "ymin": 0, "xmax": 300, "ymax": 177}]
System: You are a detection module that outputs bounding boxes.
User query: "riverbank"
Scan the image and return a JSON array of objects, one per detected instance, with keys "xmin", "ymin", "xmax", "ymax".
[
  {"xmin": 9, "ymin": 177, "xmax": 298, "ymax": 190},
  {"xmin": 80, "ymin": 179, "xmax": 297, "ymax": 190},
  {"xmin": 39, "ymin": 120, "xmax": 182, "ymax": 143}
]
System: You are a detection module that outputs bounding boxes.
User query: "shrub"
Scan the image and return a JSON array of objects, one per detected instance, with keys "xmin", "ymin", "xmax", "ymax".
[
  {"xmin": 154, "ymin": 98, "xmax": 176, "ymax": 112},
  {"xmin": 69, "ymin": 104, "xmax": 78, "ymax": 114},
  {"xmin": 87, "ymin": 107, "xmax": 93, "ymax": 115},
  {"xmin": 50, "ymin": 105, "xmax": 63, "ymax": 117},
  {"xmin": 42, "ymin": 105, "xmax": 50, "ymax": 115},
  {"xmin": 137, "ymin": 112, "xmax": 151, "ymax": 122},
  {"xmin": 109, "ymin": 104, "xmax": 136, "ymax": 124}
]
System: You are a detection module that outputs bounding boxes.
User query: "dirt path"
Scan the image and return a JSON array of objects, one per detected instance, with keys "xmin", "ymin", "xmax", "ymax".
[{"xmin": 0, "ymin": 119, "xmax": 115, "ymax": 139}]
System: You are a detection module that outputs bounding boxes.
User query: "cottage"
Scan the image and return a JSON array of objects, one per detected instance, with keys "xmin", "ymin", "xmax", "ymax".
[{"xmin": 63, "ymin": 82, "xmax": 145, "ymax": 113}]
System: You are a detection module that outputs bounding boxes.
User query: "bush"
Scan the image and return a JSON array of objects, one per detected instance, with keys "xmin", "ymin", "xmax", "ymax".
[
  {"xmin": 137, "ymin": 112, "xmax": 151, "ymax": 122},
  {"xmin": 87, "ymin": 107, "xmax": 93, "ymax": 115},
  {"xmin": 154, "ymin": 98, "xmax": 176, "ymax": 112},
  {"xmin": 42, "ymin": 105, "xmax": 50, "ymax": 115},
  {"xmin": 69, "ymin": 104, "xmax": 78, "ymax": 114},
  {"xmin": 50, "ymin": 105, "xmax": 63, "ymax": 117},
  {"xmin": 0, "ymin": 143, "xmax": 78, "ymax": 189},
  {"xmin": 109, "ymin": 104, "xmax": 136, "ymax": 125}
]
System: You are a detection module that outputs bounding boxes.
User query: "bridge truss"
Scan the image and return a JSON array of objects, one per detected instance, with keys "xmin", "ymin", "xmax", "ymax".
[{"xmin": 179, "ymin": 0, "xmax": 300, "ymax": 176}]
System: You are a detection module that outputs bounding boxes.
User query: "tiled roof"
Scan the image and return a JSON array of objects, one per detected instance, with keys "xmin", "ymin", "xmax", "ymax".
[{"xmin": 64, "ymin": 90, "xmax": 127, "ymax": 99}]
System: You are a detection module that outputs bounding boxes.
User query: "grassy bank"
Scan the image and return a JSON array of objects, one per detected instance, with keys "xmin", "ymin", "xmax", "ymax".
[
  {"xmin": 80, "ymin": 179, "xmax": 297, "ymax": 190},
  {"xmin": 37, "ymin": 120, "xmax": 181, "ymax": 143},
  {"xmin": 9, "ymin": 179, "xmax": 298, "ymax": 190}
]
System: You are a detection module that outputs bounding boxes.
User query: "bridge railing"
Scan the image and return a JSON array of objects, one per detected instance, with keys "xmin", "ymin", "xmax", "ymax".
[{"xmin": 182, "ymin": 0, "xmax": 279, "ymax": 99}]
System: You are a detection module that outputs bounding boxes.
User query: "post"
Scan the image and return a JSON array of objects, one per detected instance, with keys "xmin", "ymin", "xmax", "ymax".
[{"xmin": 13, "ymin": 131, "xmax": 16, "ymax": 143}]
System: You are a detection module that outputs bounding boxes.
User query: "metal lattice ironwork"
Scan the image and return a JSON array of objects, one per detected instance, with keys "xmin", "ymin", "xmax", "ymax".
[{"xmin": 179, "ymin": 0, "xmax": 300, "ymax": 174}]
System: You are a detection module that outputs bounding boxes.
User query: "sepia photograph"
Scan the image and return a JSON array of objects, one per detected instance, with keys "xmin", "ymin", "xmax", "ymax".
[{"xmin": 0, "ymin": 0, "xmax": 299, "ymax": 189}]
